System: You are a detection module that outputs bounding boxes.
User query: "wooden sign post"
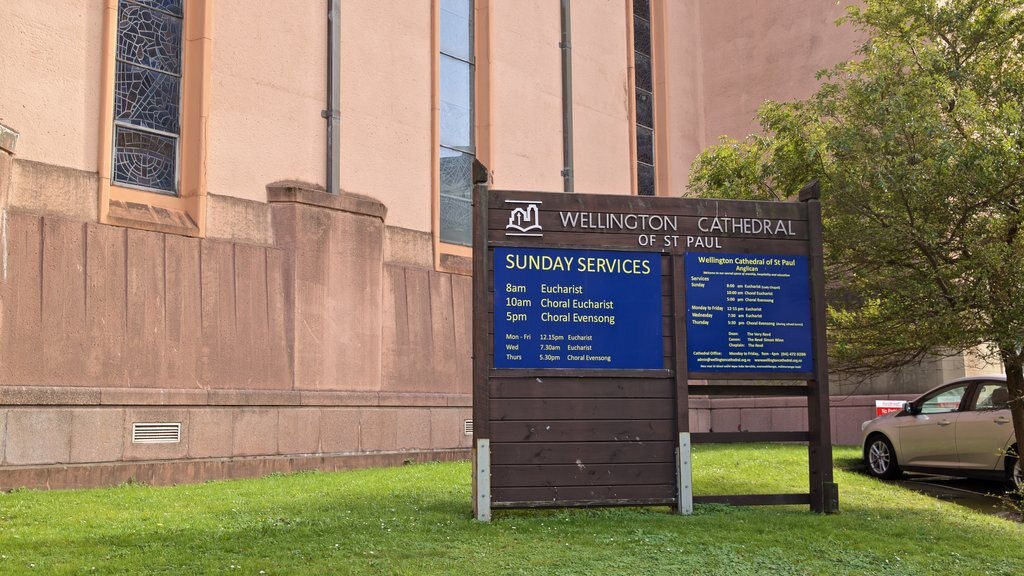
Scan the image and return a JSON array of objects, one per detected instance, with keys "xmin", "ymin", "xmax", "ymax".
[{"xmin": 472, "ymin": 181, "xmax": 837, "ymax": 521}]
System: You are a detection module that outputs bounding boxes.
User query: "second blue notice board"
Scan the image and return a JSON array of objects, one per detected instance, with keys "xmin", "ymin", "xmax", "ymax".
[
  {"xmin": 493, "ymin": 247, "xmax": 664, "ymax": 370},
  {"xmin": 685, "ymin": 252, "xmax": 813, "ymax": 373}
]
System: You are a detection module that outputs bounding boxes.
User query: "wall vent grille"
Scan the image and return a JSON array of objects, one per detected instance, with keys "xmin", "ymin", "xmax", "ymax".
[
  {"xmin": 464, "ymin": 419, "xmax": 473, "ymax": 436},
  {"xmin": 132, "ymin": 422, "xmax": 181, "ymax": 444}
]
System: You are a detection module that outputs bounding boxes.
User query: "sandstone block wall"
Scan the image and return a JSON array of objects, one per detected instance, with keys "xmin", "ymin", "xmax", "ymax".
[{"xmin": 0, "ymin": 165, "xmax": 471, "ymax": 489}]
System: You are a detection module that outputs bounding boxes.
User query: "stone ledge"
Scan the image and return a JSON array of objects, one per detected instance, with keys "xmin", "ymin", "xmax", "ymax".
[
  {"xmin": 298, "ymin": 391, "xmax": 381, "ymax": 406},
  {"xmin": 107, "ymin": 199, "xmax": 199, "ymax": 237},
  {"xmin": 9, "ymin": 160, "xmax": 98, "ymax": 222},
  {"xmin": 0, "ymin": 449, "xmax": 471, "ymax": 491},
  {"xmin": 384, "ymin": 226, "xmax": 434, "ymax": 269},
  {"xmin": 0, "ymin": 387, "xmax": 103, "ymax": 406},
  {"xmin": 446, "ymin": 394, "xmax": 473, "ymax": 407},
  {"xmin": 379, "ymin": 392, "xmax": 449, "ymax": 407},
  {"xmin": 100, "ymin": 388, "xmax": 210, "ymax": 406},
  {"xmin": 266, "ymin": 181, "xmax": 387, "ymax": 221},
  {"xmin": 206, "ymin": 192, "xmax": 274, "ymax": 246},
  {"xmin": 0, "ymin": 386, "xmax": 468, "ymax": 408},
  {"xmin": 208, "ymin": 390, "xmax": 302, "ymax": 406},
  {"xmin": 439, "ymin": 252, "xmax": 472, "ymax": 276}
]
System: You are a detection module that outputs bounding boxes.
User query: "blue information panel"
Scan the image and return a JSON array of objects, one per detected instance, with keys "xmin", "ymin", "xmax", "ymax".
[
  {"xmin": 493, "ymin": 247, "xmax": 663, "ymax": 370},
  {"xmin": 685, "ymin": 252, "xmax": 812, "ymax": 373}
]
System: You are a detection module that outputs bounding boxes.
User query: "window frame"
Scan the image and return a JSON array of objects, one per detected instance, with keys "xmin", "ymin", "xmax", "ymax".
[
  {"xmin": 433, "ymin": 0, "xmax": 489, "ymax": 272},
  {"xmin": 111, "ymin": 0, "xmax": 184, "ymax": 196},
  {"xmin": 627, "ymin": 0, "xmax": 670, "ymax": 198},
  {"xmin": 98, "ymin": 0, "xmax": 211, "ymax": 237}
]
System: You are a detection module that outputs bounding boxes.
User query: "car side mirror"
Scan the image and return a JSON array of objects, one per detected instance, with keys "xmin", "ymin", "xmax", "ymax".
[{"xmin": 904, "ymin": 401, "xmax": 920, "ymax": 415}]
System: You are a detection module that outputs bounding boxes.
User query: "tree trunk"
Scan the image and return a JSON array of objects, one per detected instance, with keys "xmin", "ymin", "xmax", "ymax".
[{"xmin": 999, "ymin": 346, "xmax": 1024, "ymax": 476}]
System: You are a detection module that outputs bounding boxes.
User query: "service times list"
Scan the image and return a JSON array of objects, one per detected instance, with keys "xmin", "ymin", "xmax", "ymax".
[
  {"xmin": 493, "ymin": 247, "xmax": 663, "ymax": 370},
  {"xmin": 685, "ymin": 252, "xmax": 813, "ymax": 373}
]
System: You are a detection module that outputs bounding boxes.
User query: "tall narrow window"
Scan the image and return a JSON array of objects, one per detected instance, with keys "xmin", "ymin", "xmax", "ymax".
[
  {"xmin": 633, "ymin": 0, "xmax": 655, "ymax": 196},
  {"xmin": 113, "ymin": 0, "xmax": 183, "ymax": 195},
  {"xmin": 439, "ymin": 0, "xmax": 475, "ymax": 246}
]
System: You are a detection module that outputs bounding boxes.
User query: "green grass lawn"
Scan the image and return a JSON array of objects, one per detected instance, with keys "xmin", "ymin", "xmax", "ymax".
[{"xmin": 1, "ymin": 444, "xmax": 1021, "ymax": 575}]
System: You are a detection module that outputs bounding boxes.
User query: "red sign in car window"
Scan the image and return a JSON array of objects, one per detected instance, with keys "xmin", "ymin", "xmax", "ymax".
[{"xmin": 875, "ymin": 400, "xmax": 904, "ymax": 417}]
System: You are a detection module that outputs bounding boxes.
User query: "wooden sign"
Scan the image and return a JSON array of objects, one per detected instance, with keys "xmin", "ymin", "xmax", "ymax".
[{"xmin": 472, "ymin": 182, "xmax": 837, "ymax": 521}]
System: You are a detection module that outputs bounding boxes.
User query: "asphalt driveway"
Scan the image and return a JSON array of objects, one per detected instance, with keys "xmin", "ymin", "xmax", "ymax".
[{"xmin": 894, "ymin": 475, "xmax": 1020, "ymax": 522}]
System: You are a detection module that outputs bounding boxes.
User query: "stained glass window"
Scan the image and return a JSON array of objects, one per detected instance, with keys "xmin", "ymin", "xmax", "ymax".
[
  {"xmin": 113, "ymin": 0, "xmax": 182, "ymax": 195},
  {"xmin": 440, "ymin": 0, "xmax": 475, "ymax": 246},
  {"xmin": 634, "ymin": 0, "xmax": 655, "ymax": 196}
]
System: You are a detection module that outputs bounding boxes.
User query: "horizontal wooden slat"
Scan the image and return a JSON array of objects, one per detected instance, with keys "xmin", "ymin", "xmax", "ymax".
[
  {"xmin": 489, "ymin": 189, "xmax": 809, "ymax": 220},
  {"xmin": 492, "ymin": 498, "xmax": 675, "ymax": 509},
  {"xmin": 488, "ymin": 292, "xmax": 675, "ymax": 306},
  {"xmin": 691, "ymin": 432, "xmax": 810, "ymax": 443},
  {"xmin": 486, "ymin": 265, "xmax": 675, "ymax": 293},
  {"xmin": 488, "ymin": 212, "xmax": 810, "ymax": 240},
  {"xmin": 488, "ymin": 232, "xmax": 811, "ymax": 254},
  {"xmin": 490, "ymin": 463, "xmax": 675, "ymax": 487},
  {"xmin": 487, "ymin": 355, "xmax": 674, "ymax": 372},
  {"xmin": 491, "ymin": 398, "xmax": 674, "ymax": 421},
  {"xmin": 485, "ymin": 292, "xmax": 674, "ymax": 313},
  {"xmin": 689, "ymin": 385, "xmax": 809, "ymax": 397},
  {"xmin": 491, "ymin": 441, "xmax": 676, "ymax": 465},
  {"xmin": 488, "ymin": 333, "xmax": 676, "ymax": 357},
  {"xmin": 490, "ymin": 419, "xmax": 675, "ymax": 443},
  {"xmin": 693, "ymin": 493, "xmax": 810, "ymax": 506},
  {"xmin": 492, "ymin": 485, "xmax": 676, "ymax": 506},
  {"xmin": 690, "ymin": 371, "xmax": 815, "ymax": 382},
  {"xmin": 488, "ymin": 315, "xmax": 675, "ymax": 336},
  {"xmin": 489, "ymin": 368, "xmax": 674, "ymax": 379},
  {"xmin": 487, "ymin": 256, "xmax": 672, "ymax": 276},
  {"xmin": 490, "ymin": 377, "xmax": 675, "ymax": 399}
]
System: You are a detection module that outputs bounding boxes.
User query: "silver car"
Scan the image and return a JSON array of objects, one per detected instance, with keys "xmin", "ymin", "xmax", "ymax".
[{"xmin": 861, "ymin": 375, "xmax": 1021, "ymax": 489}]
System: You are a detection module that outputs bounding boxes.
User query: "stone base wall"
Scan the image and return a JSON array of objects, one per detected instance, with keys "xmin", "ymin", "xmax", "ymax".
[
  {"xmin": 0, "ymin": 450, "xmax": 471, "ymax": 491},
  {"xmin": 0, "ymin": 161, "xmax": 472, "ymax": 490},
  {"xmin": 1, "ymin": 391, "xmax": 904, "ymax": 490},
  {"xmin": 0, "ymin": 386, "xmax": 470, "ymax": 468}
]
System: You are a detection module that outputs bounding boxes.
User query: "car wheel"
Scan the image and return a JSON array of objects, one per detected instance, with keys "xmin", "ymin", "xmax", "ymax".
[{"xmin": 865, "ymin": 435, "xmax": 901, "ymax": 479}]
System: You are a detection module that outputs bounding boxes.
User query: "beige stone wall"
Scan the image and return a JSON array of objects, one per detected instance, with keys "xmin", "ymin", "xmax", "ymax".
[
  {"xmin": 571, "ymin": 0, "xmax": 632, "ymax": 195},
  {"xmin": 488, "ymin": 0, "xmax": 564, "ymax": 193},
  {"xmin": 697, "ymin": 0, "xmax": 863, "ymax": 145},
  {"xmin": 0, "ymin": 0, "xmax": 104, "ymax": 172},
  {"xmin": 338, "ymin": 0, "xmax": 433, "ymax": 232},
  {"xmin": 208, "ymin": 1, "xmax": 327, "ymax": 202},
  {"xmin": 664, "ymin": 0, "xmax": 705, "ymax": 195}
]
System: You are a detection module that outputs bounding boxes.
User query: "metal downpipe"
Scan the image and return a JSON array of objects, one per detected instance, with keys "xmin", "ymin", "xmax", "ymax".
[
  {"xmin": 560, "ymin": 0, "xmax": 574, "ymax": 192},
  {"xmin": 325, "ymin": 0, "xmax": 341, "ymax": 194}
]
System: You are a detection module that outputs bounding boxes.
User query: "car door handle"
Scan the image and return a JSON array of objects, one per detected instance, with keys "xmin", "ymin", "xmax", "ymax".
[
  {"xmin": 994, "ymin": 416, "xmax": 1011, "ymax": 424},
  {"xmin": 937, "ymin": 419, "xmax": 953, "ymax": 426}
]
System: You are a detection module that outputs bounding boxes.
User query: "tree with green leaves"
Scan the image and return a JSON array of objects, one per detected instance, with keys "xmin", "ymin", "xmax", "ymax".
[{"xmin": 689, "ymin": 0, "xmax": 1024, "ymax": 474}]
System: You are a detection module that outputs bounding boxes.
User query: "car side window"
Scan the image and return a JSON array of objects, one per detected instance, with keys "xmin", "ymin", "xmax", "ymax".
[
  {"xmin": 919, "ymin": 384, "xmax": 969, "ymax": 414},
  {"xmin": 973, "ymin": 383, "xmax": 1009, "ymax": 411}
]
